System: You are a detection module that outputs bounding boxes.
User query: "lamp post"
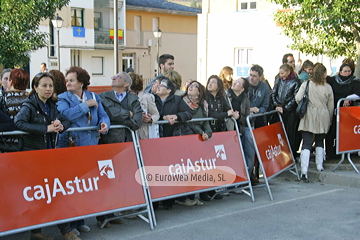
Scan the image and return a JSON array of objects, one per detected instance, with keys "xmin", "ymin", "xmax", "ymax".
[
  {"xmin": 153, "ymin": 28, "xmax": 162, "ymax": 76},
  {"xmin": 51, "ymin": 14, "xmax": 63, "ymax": 70}
]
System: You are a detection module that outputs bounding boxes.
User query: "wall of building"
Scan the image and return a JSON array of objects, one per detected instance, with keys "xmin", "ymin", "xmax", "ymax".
[
  {"xmin": 198, "ymin": 0, "xmax": 339, "ymax": 87},
  {"xmin": 125, "ymin": 10, "xmax": 198, "ymax": 83}
]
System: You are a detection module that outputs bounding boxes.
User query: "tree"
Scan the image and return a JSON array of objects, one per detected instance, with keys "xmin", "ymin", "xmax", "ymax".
[
  {"xmin": 190, "ymin": 0, "xmax": 197, "ymax": 9},
  {"xmin": 270, "ymin": 0, "xmax": 360, "ymax": 76},
  {"xmin": 0, "ymin": 0, "xmax": 70, "ymax": 68}
]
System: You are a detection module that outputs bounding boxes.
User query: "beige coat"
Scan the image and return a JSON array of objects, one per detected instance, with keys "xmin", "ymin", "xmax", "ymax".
[
  {"xmin": 295, "ymin": 80, "xmax": 334, "ymax": 134},
  {"xmin": 137, "ymin": 91, "xmax": 160, "ymax": 139}
]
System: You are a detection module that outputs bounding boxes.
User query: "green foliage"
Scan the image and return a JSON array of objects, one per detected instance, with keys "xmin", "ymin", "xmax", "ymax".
[
  {"xmin": 270, "ymin": 0, "xmax": 360, "ymax": 59},
  {"xmin": 190, "ymin": 0, "xmax": 197, "ymax": 8},
  {"xmin": 0, "ymin": 0, "xmax": 70, "ymax": 67}
]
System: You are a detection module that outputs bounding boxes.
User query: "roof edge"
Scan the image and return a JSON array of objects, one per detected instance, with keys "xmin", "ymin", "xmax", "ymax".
[{"xmin": 126, "ymin": 5, "xmax": 200, "ymax": 16}]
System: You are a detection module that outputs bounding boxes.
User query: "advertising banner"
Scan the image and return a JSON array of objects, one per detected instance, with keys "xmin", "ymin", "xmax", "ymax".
[
  {"xmin": 338, "ymin": 106, "xmax": 360, "ymax": 153},
  {"xmin": 139, "ymin": 131, "xmax": 248, "ymax": 200},
  {"xmin": 252, "ymin": 122, "xmax": 294, "ymax": 178},
  {"xmin": 0, "ymin": 143, "xmax": 144, "ymax": 233}
]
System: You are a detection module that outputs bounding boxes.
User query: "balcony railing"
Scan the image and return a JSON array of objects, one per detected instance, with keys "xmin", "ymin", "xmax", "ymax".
[{"xmin": 94, "ymin": 28, "xmax": 125, "ymax": 45}]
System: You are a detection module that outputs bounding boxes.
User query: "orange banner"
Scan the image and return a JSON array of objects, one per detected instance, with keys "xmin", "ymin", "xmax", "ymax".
[
  {"xmin": 338, "ymin": 106, "xmax": 360, "ymax": 153},
  {"xmin": 139, "ymin": 131, "xmax": 248, "ymax": 200},
  {"xmin": 252, "ymin": 122, "xmax": 294, "ymax": 178},
  {"xmin": 0, "ymin": 143, "xmax": 144, "ymax": 233}
]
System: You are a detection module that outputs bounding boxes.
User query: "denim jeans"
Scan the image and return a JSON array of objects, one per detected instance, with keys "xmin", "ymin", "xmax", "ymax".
[{"xmin": 242, "ymin": 127, "xmax": 256, "ymax": 175}]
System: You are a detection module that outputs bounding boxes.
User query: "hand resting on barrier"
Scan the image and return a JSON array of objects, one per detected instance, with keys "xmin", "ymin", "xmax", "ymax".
[{"xmin": 163, "ymin": 114, "xmax": 177, "ymax": 125}]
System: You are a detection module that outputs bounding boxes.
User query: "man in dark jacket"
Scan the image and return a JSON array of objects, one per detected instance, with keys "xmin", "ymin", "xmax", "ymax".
[
  {"xmin": 97, "ymin": 72, "xmax": 142, "ymax": 227},
  {"xmin": 99, "ymin": 72, "xmax": 142, "ymax": 144},
  {"xmin": 248, "ymin": 64, "xmax": 270, "ymax": 128}
]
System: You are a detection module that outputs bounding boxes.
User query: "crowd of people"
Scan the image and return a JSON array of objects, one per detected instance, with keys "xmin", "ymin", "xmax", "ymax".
[{"xmin": 1, "ymin": 53, "xmax": 360, "ymax": 239}]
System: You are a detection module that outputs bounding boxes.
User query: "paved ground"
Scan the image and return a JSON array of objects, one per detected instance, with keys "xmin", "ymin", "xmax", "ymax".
[{"xmin": 2, "ymin": 167, "xmax": 360, "ymax": 240}]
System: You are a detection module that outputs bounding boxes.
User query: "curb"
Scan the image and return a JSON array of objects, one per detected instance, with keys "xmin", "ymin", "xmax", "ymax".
[{"xmin": 279, "ymin": 162, "xmax": 360, "ymax": 188}]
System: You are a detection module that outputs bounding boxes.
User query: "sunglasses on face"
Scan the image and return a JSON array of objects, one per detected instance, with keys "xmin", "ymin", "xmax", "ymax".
[
  {"xmin": 35, "ymin": 72, "xmax": 52, "ymax": 78},
  {"xmin": 159, "ymin": 84, "xmax": 169, "ymax": 89},
  {"xmin": 188, "ymin": 84, "xmax": 199, "ymax": 88}
]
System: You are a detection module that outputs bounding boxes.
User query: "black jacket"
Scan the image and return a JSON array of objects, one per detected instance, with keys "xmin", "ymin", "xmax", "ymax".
[
  {"xmin": 14, "ymin": 94, "xmax": 70, "ymax": 151},
  {"xmin": 205, "ymin": 91, "xmax": 231, "ymax": 132},
  {"xmin": 271, "ymin": 77, "xmax": 301, "ymax": 112},
  {"xmin": 99, "ymin": 91, "xmax": 143, "ymax": 143},
  {"xmin": 155, "ymin": 94, "xmax": 192, "ymax": 137}
]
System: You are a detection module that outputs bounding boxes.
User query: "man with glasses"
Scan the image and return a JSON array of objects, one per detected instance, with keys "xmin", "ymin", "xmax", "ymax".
[
  {"xmin": 99, "ymin": 72, "xmax": 143, "ymax": 144},
  {"xmin": 97, "ymin": 72, "xmax": 142, "ymax": 227}
]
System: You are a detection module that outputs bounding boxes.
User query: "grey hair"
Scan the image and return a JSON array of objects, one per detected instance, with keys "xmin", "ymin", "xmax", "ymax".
[
  {"xmin": 119, "ymin": 72, "xmax": 132, "ymax": 90},
  {"xmin": 1, "ymin": 68, "xmax": 12, "ymax": 79}
]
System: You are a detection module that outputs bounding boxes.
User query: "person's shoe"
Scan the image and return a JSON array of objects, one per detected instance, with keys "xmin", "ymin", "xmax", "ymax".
[
  {"xmin": 199, "ymin": 192, "xmax": 212, "ymax": 201},
  {"xmin": 194, "ymin": 199, "xmax": 204, "ymax": 206},
  {"xmin": 77, "ymin": 225, "xmax": 90, "ymax": 233},
  {"xmin": 179, "ymin": 198, "xmax": 196, "ymax": 206},
  {"xmin": 30, "ymin": 233, "xmax": 54, "ymax": 240},
  {"xmin": 71, "ymin": 229, "xmax": 80, "ymax": 236},
  {"xmin": 110, "ymin": 219, "xmax": 124, "ymax": 224},
  {"xmin": 213, "ymin": 194, "xmax": 223, "ymax": 200},
  {"xmin": 301, "ymin": 174, "xmax": 309, "ymax": 183},
  {"xmin": 62, "ymin": 231, "xmax": 81, "ymax": 240},
  {"xmin": 250, "ymin": 174, "xmax": 260, "ymax": 185},
  {"xmin": 97, "ymin": 220, "xmax": 111, "ymax": 228}
]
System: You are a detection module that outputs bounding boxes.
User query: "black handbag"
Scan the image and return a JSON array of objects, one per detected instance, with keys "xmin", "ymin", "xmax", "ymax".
[
  {"xmin": 296, "ymin": 80, "xmax": 310, "ymax": 118},
  {"xmin": 173, "ymin": 123, "xmax": 193, "ymax": 136}
]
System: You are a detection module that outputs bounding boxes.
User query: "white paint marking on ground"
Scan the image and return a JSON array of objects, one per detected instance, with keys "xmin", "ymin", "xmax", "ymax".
[{"xmin": 125, "ymin": 188, "xmax": 343, "ymax": 239}]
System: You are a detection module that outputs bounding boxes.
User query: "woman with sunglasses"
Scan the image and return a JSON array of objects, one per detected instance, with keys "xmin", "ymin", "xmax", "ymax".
[
  {"xmin": 176, "ymin": 80, "xmax": 212, "ymax": 206},
  {"xmin": 56, "ymin": 66, "xmax": 110, "ymax": 236},
  {"xmin": 14, "ymin": 73, "xmax": 80, "ymax": 240},
  {"xmin": 325, "ymin": 62, "xmax": 360, "ymax": 159}
]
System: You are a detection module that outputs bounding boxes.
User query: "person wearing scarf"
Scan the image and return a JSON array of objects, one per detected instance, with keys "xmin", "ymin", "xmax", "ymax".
[
  {"xmin": 325, "ymin": 63, "xmax": 360, "ymax": 159},
  {"xmin": 271, "ymin": 64, "xmax": 301, "ymax": 160}
]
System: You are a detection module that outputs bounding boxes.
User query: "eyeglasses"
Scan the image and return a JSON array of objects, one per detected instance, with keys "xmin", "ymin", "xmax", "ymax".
[
  {"xmin": 188, "ymin": 84, "xmax": 199, "ymax": 88},
  {"xmin": 112, "ymin": 75, "xmax": 122, "ymax": 79},
  {"xmin": 341, "ymin": 70, "xmax": 352, "ymax": 73},
  {"xmin": 159, "ymin": 84, "xmax": 169, "ymax": 89},
  {"xmin": 35, "ymin": 72, "xmax": 52, "ymax": 78},
  {"xmin": 234, "ymin": 80, "xmax": 242, "ymax": 86}
]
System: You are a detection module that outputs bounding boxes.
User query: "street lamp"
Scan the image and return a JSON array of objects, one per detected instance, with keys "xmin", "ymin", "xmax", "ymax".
[
  {"xmin": 153, "ymin": 28, "xmax": 162, "ymax": 76},
  {"xmin": 51, "ymin": 14, "xmax": 63, "ymax": 70}
]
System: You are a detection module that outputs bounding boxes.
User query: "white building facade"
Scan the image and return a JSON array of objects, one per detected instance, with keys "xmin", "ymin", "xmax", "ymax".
[{"xmin": 197, "ymin": 0, "xmax": 340, "ymax": 86}]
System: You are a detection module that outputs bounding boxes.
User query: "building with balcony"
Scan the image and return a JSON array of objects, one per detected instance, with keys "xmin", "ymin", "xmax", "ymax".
[{"xmin": 28, "ymin": 0, "xmax": 200, "ymax": 87}]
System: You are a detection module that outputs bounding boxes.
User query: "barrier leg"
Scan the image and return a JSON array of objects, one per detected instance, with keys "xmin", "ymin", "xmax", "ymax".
[
  {"xmin": 332, "ymin": 153, "xmax": 345, "ymax": 172},
  {"xmin": 347, "ymin": 153, "xmax": 359, "ymax": 174}
]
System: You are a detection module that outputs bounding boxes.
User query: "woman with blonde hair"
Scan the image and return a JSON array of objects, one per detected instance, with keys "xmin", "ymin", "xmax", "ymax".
[
  {"xmin": 129, "ymin": 72, "xmax": 160, "ymax": 139},
  {"xmin": 219, "ymin": 66, "xmax": 234, "ymax": 91},
  {"xmin": 296, "ymin": 63, "xmax": 334, "ymax": 181},
  {"xmin": 164, "ymin": 70, "xmax": 184, "ymax": 96}
]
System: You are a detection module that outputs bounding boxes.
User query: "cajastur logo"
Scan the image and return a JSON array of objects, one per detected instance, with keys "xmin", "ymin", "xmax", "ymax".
[
  {"xmin": 98, "ymin": 160, "xmax": 115, "ymax": 179},
  {"xmin": 214, "ymin": 145, "xmax": 227, "ymax": 160}
]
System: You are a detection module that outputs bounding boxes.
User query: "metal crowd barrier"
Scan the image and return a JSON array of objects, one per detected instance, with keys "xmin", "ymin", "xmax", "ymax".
[
  {"xmin": 0, "ymin": 125, "xmax": 154, "ymax": 237},
  {"xmin": 334, "ymin": 97, "xmax": 360, "ymax": 173},
  {"xmin": 246, "ymin": 110, "xmax": 299, "ymax": 201}
]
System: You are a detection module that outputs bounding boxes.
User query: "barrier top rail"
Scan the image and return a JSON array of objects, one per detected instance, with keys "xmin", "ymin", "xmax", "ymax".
[
  {"xmin": 0, "ymin": 124, "xmax": 132, "ymax": 136},
  {"xmin": 336, "ymin": 97, "xmax": 360, "ymax": 109}
]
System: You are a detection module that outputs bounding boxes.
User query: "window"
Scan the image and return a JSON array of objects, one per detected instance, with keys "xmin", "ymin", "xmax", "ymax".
[
  {"xmin": 94, "ymin": 12, "xmax": 102, "ymax": 30},
  {"xmin": 238, "ymin": 1, "xmax": 257, "ymax": 10},
  {"xmin": 235, "ymin": 48, "xmax": 253, "ymax": 65},
  {"xmin": 71, "ymin": 8, "xmax": 84, "ymax": 27},
  {"xmin": 134, "ymin": 16, "xmax": 141, "ymax": 45},
  {"xmin": 152, "ymin": 17, "xmax": 159, "ymax": 32},
  {"xmin": 92, "ymin": 57, "xmax": 103, "ymax": 75}
]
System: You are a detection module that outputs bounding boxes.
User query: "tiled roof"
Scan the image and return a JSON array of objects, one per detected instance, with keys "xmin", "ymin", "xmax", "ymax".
[{"xmin": 126, "ymin": 0, "xmax": 201, "ymax": 13}]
